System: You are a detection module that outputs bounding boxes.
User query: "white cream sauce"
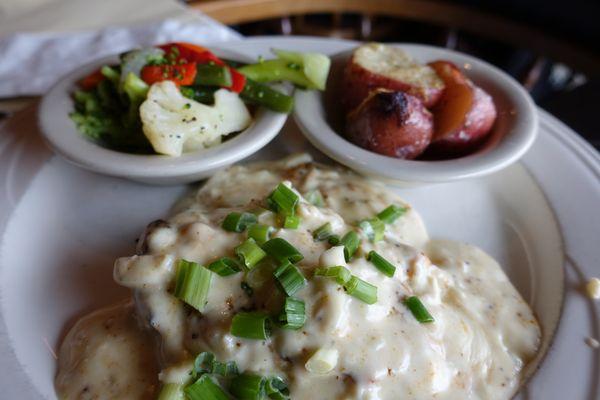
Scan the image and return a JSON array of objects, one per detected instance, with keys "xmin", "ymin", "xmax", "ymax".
[
  {"xmin": 56, "ymin": 155, "xmax": 540, "ymax": 399},
  {"xmin": 55, "ymin": 300, "xmax": 159, "ymax": 399}
]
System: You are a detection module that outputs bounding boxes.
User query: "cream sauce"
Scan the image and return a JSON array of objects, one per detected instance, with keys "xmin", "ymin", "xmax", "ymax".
[
  {"xmin": 55, "ymin": 300, "xmax": 159, "ymax": 399},
  {"xmin": 56, "ymin": 155, "xmax": 540, "ymax": 399}
]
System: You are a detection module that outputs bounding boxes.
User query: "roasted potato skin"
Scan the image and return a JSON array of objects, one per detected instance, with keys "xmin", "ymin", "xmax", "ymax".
[
  {"xmin": 342, "ymin": 43, "xmax": 444, "ymax": 112},
  {"xmin": 341, "ymin": 61, "xmax": 444, "ymax": 112},
  {"xmin": 428, "ymin": 61, "xmax": 497, "ymax": 155},
  {"xmin": 345, "ymin": 90, "xmax": 433, "ymax": 159}
]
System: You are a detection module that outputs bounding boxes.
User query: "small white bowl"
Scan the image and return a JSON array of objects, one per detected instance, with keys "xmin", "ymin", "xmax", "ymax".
[
  {"xmin": 293, "ymin": 44, "xmax": 538, "ymax": 185},
  {"xmin": 39, "ymin": 48, "xmax": 288, "ymax": 185}
]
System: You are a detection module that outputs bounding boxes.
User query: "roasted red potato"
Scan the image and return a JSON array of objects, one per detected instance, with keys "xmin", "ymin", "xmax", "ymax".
[
  {"xmin": 341, "ymin": 43, "xmax": 445, "ymax": 112},
  {"xmin": 345, "ymin": 89, "xmax": 433, "ymax": 159},
  {"xmin": 427, "ymin": 61, "xmax": 497, "ymax": 155}
]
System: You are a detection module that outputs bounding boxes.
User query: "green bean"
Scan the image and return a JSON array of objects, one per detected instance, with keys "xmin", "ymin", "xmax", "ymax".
[
  {"xmin": 194, "ymin": 64, "xmax": 232, "ymax": 87},
  {"xmin": 240, "ymin": 78, "xmax": 294, "ymax": 114}
]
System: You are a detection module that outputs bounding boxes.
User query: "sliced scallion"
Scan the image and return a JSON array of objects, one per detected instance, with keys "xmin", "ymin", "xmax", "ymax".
[
  {"xmin": 208, "ymin": 257, "xmax": 241, "ymax": 276},
  {"xmin": 157, "ymin": 383, "xmax": 185, "ymax": 400},
  {"xmin": 193, "ymin": 351, "xmax": 216, "ymax": 375},
  {"xmin": 267, "ymin": 183, "xmax": 299, "ymax": 215},
  {"xmin": 274, "ymin": 261, "xmax": 307, "ymax": 296},
  {"xmin": 235, "ymin": 238, "xmax": 267, "ymax": 270},
  {"xmin": 377, "ymin": 204, "xmax": 407, "ymax": 224},
  {"xmin": 184, "ymin": 374, "xmax": 229, "ymax": 400},
  {"xmin": 192, "ymin": 351, "xmax": 239, "ymax": 379},
  {"xmin": 327, "ymin": 234, "xmax": 340, "ymax": 245},
  {"xmin": 305, "ymin": 190, "xmax": 324, "ymax": 207},
  {"xmin": 248, "ymin": 224, "xmax": 272, "ymax": 245},
  {"xmin": 313, "ymin": 222, "xmax": 333, "ymax": 241},
  {"xmin": 173, "ymin": 260, "xmax": 212, "ymax": 312},
  {"xmin": 283, "ymin": 215, "xmax": 300, "ymax": 229},
  {"xmin": 278, "ymin": 297, "xmax": 306, "ymax": 330},
  {"xmin": 404, "ymin": 296, "xmax": 434, "ymax": 323},
  {"xmin": 230, "ymin": 374, "xmax": 266, "ymax": 400},
  {"xmin": 265, "ymin": 376, "xmax": 290, "ymax": 399},
  {"xmin": 305, "ymin": 347, "xmax": 339, "ymax": 374},
  {"xmin": 262, "ymin": 238, "xmax": 304, "ymax": 263},
  {"xmin": 339, "ymin": 231, "xmax": 360, "ymax": 261},
  {"xmin": 211, "ymin": 360, "xmax": 239, "ymax": 378},
  {"xmin": 344, "ymin": 275, "xmax": 377, "ymax": 304},
  {"xmin": 314, "ymin": 265, "xmax": 351, "ymax": 285},
  {"xmin": 358, "ymin": 217, "xmax": 385, "ymax": 242},
  {"xmin": 366, "ymin": 251, "xmax": 396, "ymax": 277},
  {"xmin": 231, "ymin": 312, "xmax": 271, "ymax": 340},
  {"xmin": 222, "ymin": 212, "xmax": 257, "ymax": 232}
]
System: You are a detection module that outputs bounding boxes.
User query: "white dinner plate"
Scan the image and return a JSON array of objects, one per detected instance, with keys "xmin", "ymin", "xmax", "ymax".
[{"xmin": 0, "ymin": 37, "xmax": 598, "ymax": 400}]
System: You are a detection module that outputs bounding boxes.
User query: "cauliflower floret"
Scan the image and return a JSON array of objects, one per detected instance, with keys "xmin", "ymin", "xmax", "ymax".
[{"xmin": 140, "ymin": 81, "xmax": 252, "ymax": 156}]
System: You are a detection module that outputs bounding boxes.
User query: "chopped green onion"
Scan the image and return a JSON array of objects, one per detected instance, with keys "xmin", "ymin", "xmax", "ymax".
[
  {"xmin": 265, "ymin": 376, "xmax": 290, "ymax": 399},
  {"xmin": 404, "ymin": 296, "xmax": 434, "ymax": 323},
  {"xmin": 231, "ymin": 312, "xmax": 271, "ymax": 340},
  {"xmin": 305, "ymin": 347, "xmax": 338, "ymax": 374},
  {"xmin": 377, "ymin": 204, "xmax": 407, "ymax": 224},
  {"xmin": 222, "ymin": 212, "xmax": 257, "ymax": 232},
  {"xmin": 173, "ymin": 260, "xmax": 212, "ymax": 312},
  {"xmin": 157, "ymin": 383, "xmax": 185, "ymax": 400},
  {"xmin": 327, "ymin": 235, "xmax": 340, "ymax": 245},
  {"xmin": 283, "ymin": 215, "xmax": 300, "ymax": 229},
  {"xmin": 339, "ymin": 231, "xmax": 360, "ymax": 261},
  {"xmin": 278, "ymin": 297, "xmax": 306, "ymax": 330},
  {"xmin": 192, "ymin": 351, "xmax": 239, "ymax": 379},
  {"xmin": 314, "ymin": 266, "xmax": 351, "ymax": 285},
  {"xmin": 358, "ymin": 218, "xmax": 385, "ymax": 242},
  {"xmin": 245, "ymin": 259, "xmax": 277, "ymax": 288},
  {"xmin": 241, "ymin": 281, "xmax": 254, "ymax": 297},
  {"xmin": 366, "ymin": 251, "xmax": 396, "ymax": 277},
  {"xmin": 212, "ymin": 360, "xmax": 239, "ymax": 377},
  {"xmin": 194, "ymin": 63, "xmax": 232, "ymax": 87},
  {"xmin": 185, "ymin": 374, "xmax": 229, "ymax": 400},
  {"xmin": 208, "ymin": 257, "xmax": 241, "ymax": 276},
  {"xmin": 262, "ymin": 238, "xmax": 304, "ymax": 263},
  {"xmin": 248, "ymin": 224, "xmax": 272, "ymax": 245},
  {"xmin": 313, "ymin": 222, "xmax": 333, "ymax": 241},
  {"xmin": 344, "ymin": 275, "xmax": 377, "ymax": 304},
  {"xmin": 193, "ymin": 351, "xmax": 216, "ymax": 376},
  {"xmin": 235, "ymin": 238, "xmax": 267, "ymax": 270},
  {"xmin": 305, "ymin": 190, "xmax": 324, "ymax": 207},
  {"xmin": 267, "ymin": 183, "xmax": 299, "ymax": 215},
  {"xmin": 230, "ymin": 374, "xmax": 266, "ymax": 400},
  {"xmin": 274, "ymin": 261, "xmax": 307, "ymax": 296}
]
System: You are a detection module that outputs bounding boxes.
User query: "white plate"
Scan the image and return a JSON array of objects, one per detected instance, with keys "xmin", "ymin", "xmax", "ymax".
[{"xmin": 0, "ymin": 37, "xmax": 598, "ymax": 400}]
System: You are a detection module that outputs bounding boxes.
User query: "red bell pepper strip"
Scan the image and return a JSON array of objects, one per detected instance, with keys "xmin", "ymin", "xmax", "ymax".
[
  {"xmin": 79, "ymin": 69, "xmax": 105, "ymax": 90},
  {"xmin": 159, "ymin": 42, "xmax": 246, "ymax": 93},
  {"xmin": 140, "ymin": 62, "xmax": 197, "ymax": 86}
]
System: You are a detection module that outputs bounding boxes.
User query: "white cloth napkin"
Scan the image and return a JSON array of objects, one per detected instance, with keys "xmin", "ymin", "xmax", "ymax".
[{"xmin": 0, "ymin": 14, "xmax": 242, "ymax": 97}]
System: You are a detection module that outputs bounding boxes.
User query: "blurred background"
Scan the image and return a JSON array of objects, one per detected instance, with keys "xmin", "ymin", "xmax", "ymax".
[{"xmin": 1, "ymin": 0, "xmax": 599, "ymax": 148}]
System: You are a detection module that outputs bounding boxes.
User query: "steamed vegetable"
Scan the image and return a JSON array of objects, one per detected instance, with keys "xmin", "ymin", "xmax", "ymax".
[
  {"xmin": 70, "ymin": 70, "xmax": 151, "ymax": 152},
  {"xmin": 161, "ymin": 43, "xmax": 246, "ymax": 93},
  {"xmin": 141, "ymin": 63, "xmax": 197, "ymax": 86},
  {"xmin": 239, "ymin": 49, "xmax": 331, "ymax": 90},
  {"xmin": 139, "ymin": 81, "xmax": 251, "ymax": 156},
  {"xmin": 119, "ymin": 48, "xmax": 165, "ymax": 89},
  {"xmin": 70, "ymin": 42, "xmax": 330, "ymax": 156},
  {"xmin": 240, "ymin": 79, "xmax": 294, "ymax": 113}
]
